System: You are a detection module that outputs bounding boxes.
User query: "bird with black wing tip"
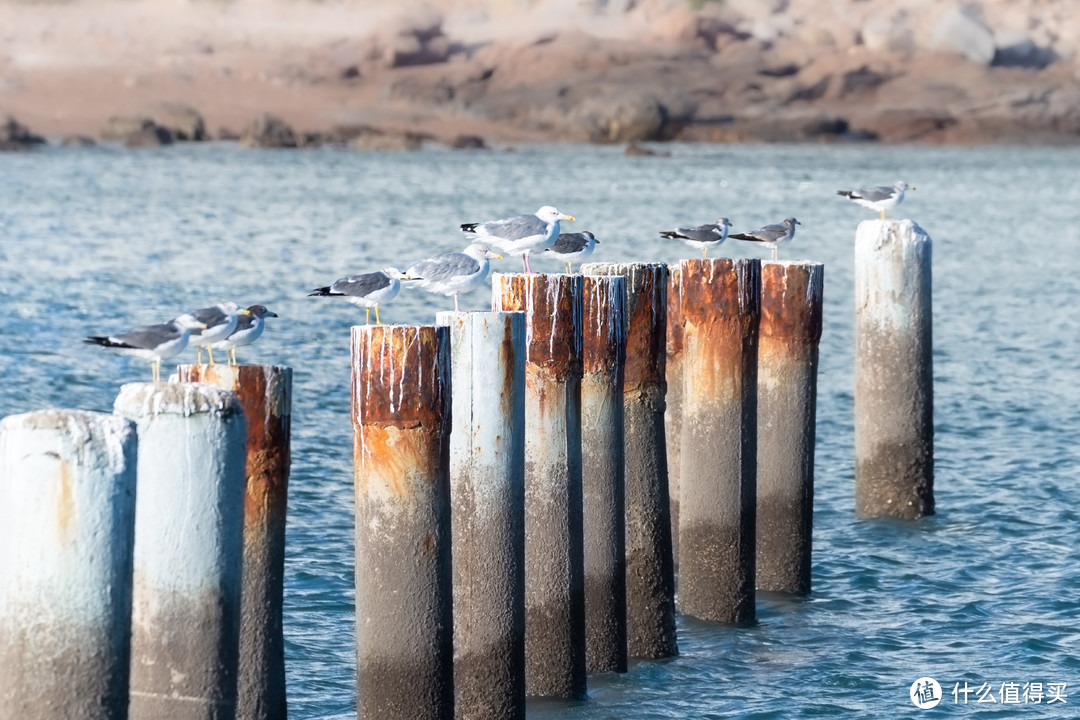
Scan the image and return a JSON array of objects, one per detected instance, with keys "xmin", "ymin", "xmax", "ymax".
[
  {"xmin": 309, "ymin": 267, "xmax": 405, "ymax": 325},
  {"xmin": 542, "ymin": 231, "xmax": 598, "ymax": 273},
  {"xmin": 461, "ymin": 205, "xmax": 574, "ymax": 274},
  {"xmin": 85, "ymin": 314, "xmax": 207, "ymax": 382},
  {"xmin": 728, "ymin": 217, "xmax": 801, "ymax": 261},
  {"xmin": 404, "ymin": 242, "xmax": 501, "ymax": 311},
  {"xmin": 837, "ymin": 181, "xmax": 913, "ymax": 220},
  {"xmin": 660, "ymin": 218, "xmax": 731, "ymax": 259}
]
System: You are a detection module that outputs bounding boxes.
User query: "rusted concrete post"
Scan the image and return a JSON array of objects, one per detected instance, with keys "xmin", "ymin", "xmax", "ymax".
[
  {"xmin": 756, "ymin": 262, "xmax": 823, "ymax": 595},
  {"xmin": 855, "ymin": 219, "xmax": 934, "ymax": 519},
  {"xmin": 579, "ymin": 275, "xmax": 627, "ymax": 674},
  {"xmin": 0, "ymin": 410, "xmax": 138, "ymax": 720},
  {"xmin": 351, "ymin": 325, "xmax": 453, "ymax": 720},
  {"xmin": 177, "ymin": 365, "xmax": 292, "ymax": 720},
  {"xmin": 491, "ymin": 273, "xmax": 586, "ymax": 700},
  {"xmin": 665, "ymin": 265, "xmax": 684, "ymax": 564},
  {"xmin": 114, "ymin": 383, "xmax": 248, "ymax": 720},
  {"xmin": 435, "ymin": 311, "xmax": 526, "ymax": 720},
  {"xmin": 678, "ymin": 259, "xmax": 760, "ymax": 625},
  {"xmin": 582, "ymin": 262, "xmax": 677, "ymax": 659}
]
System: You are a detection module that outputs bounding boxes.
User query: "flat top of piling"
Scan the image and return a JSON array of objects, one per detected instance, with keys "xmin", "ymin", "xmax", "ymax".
[{"xmin": 113, "ymin": 382, "xmax": 243, "ymax": 419}]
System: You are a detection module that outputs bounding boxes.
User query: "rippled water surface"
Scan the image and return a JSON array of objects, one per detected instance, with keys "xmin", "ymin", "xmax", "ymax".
[{"xmin": 2, "ymin": 142, "xmax": 1079, "ymax": 718}]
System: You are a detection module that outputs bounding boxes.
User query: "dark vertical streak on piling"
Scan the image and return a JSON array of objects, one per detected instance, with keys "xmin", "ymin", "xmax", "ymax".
[{"xmin": 665, "ymin": 266, "xmax": 684, "ymax": 565}]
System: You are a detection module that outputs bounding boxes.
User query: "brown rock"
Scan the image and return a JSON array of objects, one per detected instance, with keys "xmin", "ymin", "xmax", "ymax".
[
  {"xmin": 124, "ymin": 125, "xmax": 174, "ymax": 147},
  {"xmin": 240, "ymin": 114, "xmax": 298, "ymax": 148},
  {"xmin": 152, "ymin": 102, "xmax": 207, "ymax": 141},
  {"xmin": 0, "ymin": 115, "xmax": 46, "ymax": 150},
  {"xmin": 61, "ymin": 135, "xmax": 97, "ymax": 147},
  {"xmin": 449, "ymin": 134, "xmax": 487, "ymax": 150}
]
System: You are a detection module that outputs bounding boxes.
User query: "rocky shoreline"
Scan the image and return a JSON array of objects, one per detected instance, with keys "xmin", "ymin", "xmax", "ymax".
[{"xmin": 3, "ymin": 0, "xmax": 1080, "ymax": 151}]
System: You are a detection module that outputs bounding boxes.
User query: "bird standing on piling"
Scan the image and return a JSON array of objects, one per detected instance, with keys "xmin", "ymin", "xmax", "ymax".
[
  {"xmin": 309, "ymin": 267, "xmax": 404, "ymax": 325},
  {"xmin": 174, "ymin": 301, "xmax": 247, "ymax": 365},
  {"xmin": 211, "ymin": 304, "xmax": 278, "ymax": 366},
  {"xmin": 729, "ymin": 218, "xmax": 801, "ymax": 261},
  {"xmin": 543, "ymin": 231, "xmax": 598, "ymax": 273},
  {"xmin": 405, "ymin": 242, "xmax": 501, "ymax": 311},
  {"xmin": 660, "ymin": 218, "xmax": 731, "ymax": 258},
  {"xmin": 837, "ymin": 181, "xmax": 912, "ymax": 220},
  {"xmin": 85, "ymin": 315, "xmax": 207, "ymax": 382},
  {"xmin": 460, "ymin": 205, "xmax": 574, "ymax": 274}
]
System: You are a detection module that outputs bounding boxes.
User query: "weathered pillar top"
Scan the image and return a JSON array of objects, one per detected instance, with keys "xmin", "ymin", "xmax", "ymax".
[{"xmin": 114, "ymin": 382, "xmax": 243, "ymax": 419}]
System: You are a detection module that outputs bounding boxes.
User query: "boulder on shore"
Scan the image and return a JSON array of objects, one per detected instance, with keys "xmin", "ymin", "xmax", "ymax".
[
  {"xmin": 1, "ymin": 116, "xmax": 47, "ymax": 151},
  {"xmin": 152, "ymin": 103, "xmax": 207, "ymax": 141},
  {"xmin": 101, "ymin": 116, "xmax": 175, "ymax": 146},
  {"xmin": 240, "ymin": 114, "xmax": 299, "ymax": 148}
]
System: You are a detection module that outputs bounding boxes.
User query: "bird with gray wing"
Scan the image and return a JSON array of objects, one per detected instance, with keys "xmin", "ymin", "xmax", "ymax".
[
  {"xmin": 542, "ymin": 231, "xmax": 598, "ymax": 273},
  {"xmin": 85, "ymin": 314, "xmax": 207, "ymax": 382},
  {"xmin": 405, "ymin": 242, "xmax": 501, "ymax": 311},
  {"xmin": 660, "ymin": 218, "xmax": 731, "ymax": 258},
  {"xmin": 837, "ymin": 181, "xmax": 912, "ymax": 220},
  {"xmin": 173, "ymin": 301, "xmax": 247, "ymax": 365},
  {"xmin": 211, "ymin": 304, "xmax": 278, "ymax": 366},
  {"xmin": 309, "ymin": 267, "xmax": 404, "ymax": 325},
  {"xmin": 728, "ymin": 217, "xmax": 801, "ymax": 261},
  {"xmin": 461, "ymin": 205, "xmax": 574, "ymax": 273}
]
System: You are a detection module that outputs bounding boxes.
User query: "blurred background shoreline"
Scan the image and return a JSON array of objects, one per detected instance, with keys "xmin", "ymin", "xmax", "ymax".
[{"xmin": 3, "ymin": 0, "xmax": 1080, "ymax": 149}]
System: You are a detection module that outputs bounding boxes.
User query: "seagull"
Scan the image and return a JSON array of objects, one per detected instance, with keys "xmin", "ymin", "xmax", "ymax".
[
  {"xmin": 211, "ymin": 304, "xmax": 278, "ymax": 366},
  {"xmin": 660, "ymin": 218, "xmax": 731, "ymax": 258},
  {"xmin": 405, "ymin": 242, "xmax": 501, "ymax": 311},
  {"xmin": 729, "ymin": 217, "xmax": 801, "ymax": 261},
  {"xmin": 309, "ymin": 267, "xmax": 404, "ymax": 325},
  {"xmin": 542, "ymin": 231, "xmax": 598, "ymax": 273},
  {"xmin": 85, "ymin": 315, "xmax": 207, "ymax": 382},
  {"xmin": 837, "ymin": 181, "xmax": 913, "ymax": 220},
  {"xmin": 174, "ymin": 301, "xmax": 248, "ymax": 365},
  {"xmin": 460, "ymin": 205, "xmax": 574, "ymax": 273}
]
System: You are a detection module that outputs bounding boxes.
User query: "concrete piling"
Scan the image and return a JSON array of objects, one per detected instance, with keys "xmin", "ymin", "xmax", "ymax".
[
  {"xmin": 756, "ymin": 262, "xmax": 824, "ymax": 595},
  {"xmin": 0, "ymin": 410, "xmax": 138, "ymax": 720},
  {"xmin": 435, "ymin": 311, "xmax": 527, "ymax": 720},
  {"xmin": 114, "ymin": 383, "xmax": 248, "ymax": 720},
  {"xmin": 579, "ymin": 275, "xmax": 627, "ymax": 675},
  {"xmin": 854, "ymin": 220, "xmax": 934, "ymax": 519},
  {"xmin": 582, "ymin": 262, "xmax": 677, "ymax": 659},
  {"xmin": 491, "ymin": 273, "xmax": 587, "ymax": 700},
  {"xmin": 351, "ymin": 325, "xmax": 454, "ymax": 720},
  {"xmin": 177, "ymin": 365, "xmax": 293, "ymax": 720},
  {"xmin": 677, "ymin": 259, "xmax": 761, "ymax": 625},
  {"xmin": 664, "ymin": 265, "xmax": 684, "ymax": 564}
]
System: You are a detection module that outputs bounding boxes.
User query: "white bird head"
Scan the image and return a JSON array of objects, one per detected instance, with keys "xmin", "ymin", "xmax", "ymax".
[
  {"xmin": 537, "ymin": 206, "xmax": 575, "ymax": 223},
  {"xmin": 464, "ymin": 243, "xmax": 502, "ymax": 260}
]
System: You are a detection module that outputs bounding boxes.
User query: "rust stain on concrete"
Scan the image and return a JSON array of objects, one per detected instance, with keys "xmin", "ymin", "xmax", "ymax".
[{"xmin": 760, "ymin": 263, "xmax": 824, "ymax": 344}]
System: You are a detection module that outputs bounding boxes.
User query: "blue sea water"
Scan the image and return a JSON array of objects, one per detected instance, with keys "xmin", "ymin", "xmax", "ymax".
[{"xmin": 1, "ymin": 141, "xmax": 1078, "ymax": 718}]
